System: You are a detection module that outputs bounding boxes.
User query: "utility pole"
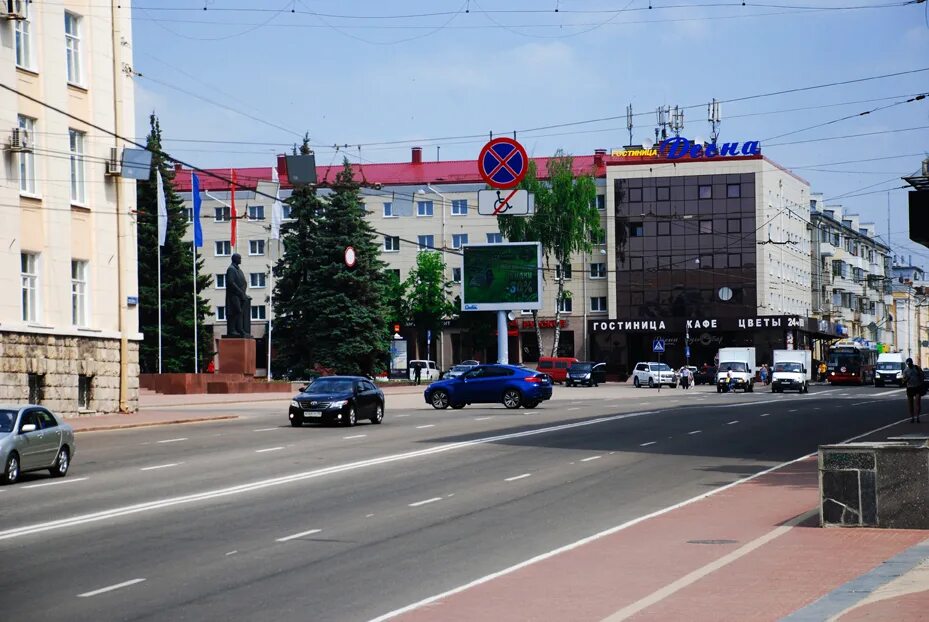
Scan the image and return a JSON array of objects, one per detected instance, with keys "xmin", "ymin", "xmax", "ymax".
[{"xmin": 111, "ymin": 0, "xmax": 130, "ymax": 412}]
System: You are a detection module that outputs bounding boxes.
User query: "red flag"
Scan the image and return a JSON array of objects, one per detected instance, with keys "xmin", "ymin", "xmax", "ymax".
[{"xmin": 230, "ymin": 169, "xmax": 237, "ymax": 249}]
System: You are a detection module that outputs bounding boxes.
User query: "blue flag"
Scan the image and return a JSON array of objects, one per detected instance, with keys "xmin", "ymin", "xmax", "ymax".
[{"xmin": 191, "ymin": 173, "xmax": 203, "ymax": 248}]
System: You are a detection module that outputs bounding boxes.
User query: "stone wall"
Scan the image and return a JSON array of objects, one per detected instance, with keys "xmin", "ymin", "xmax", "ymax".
[{"xmin": 0, "ymin": 332, "xmax": 139, "ymax": 417}]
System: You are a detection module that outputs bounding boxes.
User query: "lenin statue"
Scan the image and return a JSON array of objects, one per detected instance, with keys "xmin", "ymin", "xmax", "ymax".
[{"xmin": 224, "ymin": 253, "xmax": 252, "ymax": 337}]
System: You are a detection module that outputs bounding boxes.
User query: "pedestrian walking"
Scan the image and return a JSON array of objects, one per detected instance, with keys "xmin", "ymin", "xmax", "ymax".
[
  {"xmin": 726, "ymin": 368, "xmax": 735, "ymax": 393},
  {"xmin": 902, "ymin": 358, "xmax": 925, "ymax": 423},
  {"xmin": 413, "ymin": 363, "xmax": 422, "ymax": 386},
  {"xmin": 818, "ymin": 361, "xmax": 827, "ymax": 383},
  {"xmin": 759, "ymin": 364, "xmax": 768, "ymax": 386}
]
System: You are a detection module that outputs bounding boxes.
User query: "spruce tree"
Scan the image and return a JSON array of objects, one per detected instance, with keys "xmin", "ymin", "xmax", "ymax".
[{"xmin": 137, "ymin": 114, "xmax": 214, "ymax": 373}]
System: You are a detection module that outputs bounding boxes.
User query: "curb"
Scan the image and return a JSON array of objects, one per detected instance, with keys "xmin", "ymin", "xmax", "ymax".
[{"xmin": 74, "ymin": 415, "xmax": 239, "ymax": 433}]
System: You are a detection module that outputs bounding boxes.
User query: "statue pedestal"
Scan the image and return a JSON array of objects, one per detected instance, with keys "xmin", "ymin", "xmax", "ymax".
[{"xmin": 218, "ymin": 338, "xmax": 256, "ymax": 376}]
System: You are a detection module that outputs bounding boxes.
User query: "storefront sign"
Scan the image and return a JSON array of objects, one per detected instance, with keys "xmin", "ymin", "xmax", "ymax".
[
  {"xmin": 592, "ymin": 315, "xmax": 808, "ymax": 333},
  {"xmin": 611, "ymin": 147, "xmax": 659, "ymax": 157},
  {"xmin": 661, "ymin": 137, "xmax": 761, "ymax": 160},
  {"xmin": 516, "ymin": 319, "xmax": 568, "ymax": 329}
]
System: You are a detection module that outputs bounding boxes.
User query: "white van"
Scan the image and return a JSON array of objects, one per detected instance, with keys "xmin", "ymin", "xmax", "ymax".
[
  {"xmin": 408, "ymin": 360, "xmax": 440, "ymax": 382},
  {"xmin": 874, "ymin": 352, "xmax": 906, "ymax": 387}
]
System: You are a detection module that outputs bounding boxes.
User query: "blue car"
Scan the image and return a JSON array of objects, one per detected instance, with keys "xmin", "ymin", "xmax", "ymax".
[{"xmin": 424, "ymin": 364, "xmax": 553, "ymax": 410}]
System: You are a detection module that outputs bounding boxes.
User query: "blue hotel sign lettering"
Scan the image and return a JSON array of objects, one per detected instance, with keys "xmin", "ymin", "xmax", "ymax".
[{"xmin": 661, "ymin": 137, "xmax": 761, "ymax": 160}]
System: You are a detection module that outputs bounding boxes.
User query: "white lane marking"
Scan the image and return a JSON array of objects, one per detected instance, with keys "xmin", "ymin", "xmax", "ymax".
[
  {"xmin": 505, "ymin": 473, "xmax": 531, "ymax": 482},
  {"xmin": 638, "ymin": 402, "xmax": 650, "ymax": 406},
  {"xmin": 78, "ymin": 578, "xmax": 146, "ymax": 598},
  {"xmin": 0, "ymin": 409, "xmax": 662, "ymax": 542},
  {"xmin": 639, "ymin": 441, "xmax": 656, "ymax": 447},
  {"xmin": 368, "ymin": 416, "xmax": 909, "ymax": 622},
  {"xmin": 276, "ymin": 528, "xmax": 321, "ymax": 542},
  {"xmin": 343, "ymin": 434, "xmax": 367, "ymax": 440},
  {"xmin": 395, "ymin": 414, "xmax": 410, "ymax": 418},
  {"xmin": 850, "ymin": 400, "xmax": 882, "ymax": 406},
  {"xmin": 255, "ymin": 447, "xmax": 284, "ymax": 453},
  {"xmin": 567, "ymin": 407, "xmax": 580, "ymax": 411},
  {"xmin": 581, "ymin": 455, "xmax": 602, "ymax": 462},
  {"xmin": 409, "ymin": 497, "xmax": 442, "ymax": 508},
  {"xmin": 253, "ymin": 427, "xmax": 278, "ymax": 432},
  {"xmin": 874, "ymin": 389, "xmax": 901, "ymax": 396},
  {"xmin": 600, "ymin": 509, "xmax": 820, "ymax": 621},
  {"xmin": 761, "ymin": 413, "xmax": 771, "ymax": 417},
  {"xmin": 140, "ymin": 463, "xmax": 180, "ymax": 472},
  {"xmin": 366, "ymin": 514, "xmax": 375, "ymax": 518},
  {"xmin": 157, "ymin": 437, "xmax": 187, "ymax": 444},
  {"xmin": 475, "ymin": 417, "xmax": 492, "ymax": 421},
  {"xmin": 226, "ymin": 551, "xmax": 237, "ymax": 556},
  {"xmin": 788, "ymin": 409, "xmax": 799, "ymax": 412},
  {"xmin": 687, "ymin": 430, "xmax": 702, "ymax": 435},
  {"xmin": 524, "ymin": 411, "xmax": 538, "ymax": 415},
  {"xmin": 416, "ymin": 424, "xmax": 435, "ymax": 429},
  {"xmin": 727, "ymin": 420, "xmax": 739, "ymax": 425},
  {"xmin": 22, "ymin": 477, "xmax": 88, "ymax": 489}
]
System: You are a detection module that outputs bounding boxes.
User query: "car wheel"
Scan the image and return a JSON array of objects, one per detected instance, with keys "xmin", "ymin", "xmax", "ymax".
[
  {"xmin": 502, "ymin": 389, "xmax": 522, "ymax": 409},
  {"xmin": 50, "ymin": 446, "xmax": 70, "ymax": 477},
  {"xmin": 344, "ymin": 406, "xmax": 357, "ymax": 427},
  {"xmin": 451, "ymin": 403, "xmax": 466, "ymax": 410},
  {"xmin": 633, "ymin": 377, "xmax": 641, "ymax": 388},
  {"xmin": 3, "ymin": 452, "xmax": 20, "ymax": 485},
  {"xmin": 290, "ymin": 415, "xmax": 303, "ymax": 427},
  {"xmin": 717, "ymin": 386, "xmax": 722, "ymax": 393},
  {"xmin": 431, "ymin": 390, "xmax": 450, "ymax": 410},
  {"xmin": 370, "ymin": 403, "xmax": 384, "ymax": 424},
  {"xmin": 746, "ymin": 384, "xmax": 754, "ymax": 393},
  {"xmin": 647, "ymin": 378, "xmax": 655, "ymax": 388}
]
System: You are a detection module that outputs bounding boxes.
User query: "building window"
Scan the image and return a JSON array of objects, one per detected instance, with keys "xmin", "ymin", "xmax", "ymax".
[
  {"xmin": 17, "ymin": 115, "xmax": 37, "ymax": 195},
  {"xmin": 214, "ymin": 206, "xmax": 231, "ymax": 222},
  {"xmin": 216, "ymin": 306, "xmax": 226, "ymax": 321},
  {"xmin": 21, "ymin": 252, "xmax": 38, "ymax": 322},
  {"xmin": 247, "ymin": 205, "xmax": 265, "ymax": 221},
  {"xmin": 590, "ymin": 230, "xmax": 606, "ymax": 245},
  {"xmin": 251, "ymin": 305, "xmax": 267, "ymax": 321},
  {"xmin": 384, "ymin": 236, "xmax": 400, "ymax": 252},
  {"xmin": 451, "ymin": 199, "xmax": 468, "ymax": 215},
  {"xmin": 14, "ymin": 1, "xmax": 33, "ymax": 70},
  {"xmin": 417, "ymin": 201, "xmax": 434, "ymax": 217},
  {"xmin": 727, "ymin": 253, "xmax": 742, "ymax": 268},
  {"xmin": 589, "ymin": 263, "xmax": 606, "ymax": 279},
  {"xmin": 628, "ymin": 188, "xmax": 642, "ymax": 202},
  {"xmin": 282, "ymin": 205, "xmax": 293, "ymax": 219},
  {"xmin": 558, "ymin": 297, "xmax": 573, "ymax": 313},
  {"xmin": 27, "ymin": 373, "xmax": 44, "ymax": 404},
  {"xmin": 250, "ymin": 272, "xmax": 266, "ymax": 288},
  {"xmin": 69, "ymin": 129, "xmax": 86, "ymax": 204},
  {"xmin": 699, "ymin": 254, "xmax": 713, "ymax": 269},
  {"xmin": 215, "ymin": 274, "xmax": 226, "ymax": 289},
  {"xmin": 595, "ymin": 195, "xmax": 606, "ymax": 210},
  {"xmin": 629, "ymin": 257, "xmax": 643, "ymax": 270},
  {"xmin": 185, "ymin": 208, "xmax": 194, "ymax": 222},
  {"xmin": 486, "ymin": 233, "xmax": 503, "ymax": 244},
  {"xmin": 71, "ymin": 260, "xmax": 88, "ymax": 327},
  {"xmin": 452, "ymin": 267, "xmax": 462, "ymax": 283},
  {"xmin": 629, "ymin": 222, "xmax": 644, "ymax": 237},
  {"xmin": 65, "ymin": 12, "xmax": 83, "ymax": 85},
  {"xmin": 657, "ymin": 221, "xmax": 670, "ymax": 236},
  {"xmin": 418, "ymin": 235, "xmax": 435, "ymax": 251},
  {"xmin": 699, "ymin": 220, "xmax": 713, "ymax": 234},
  {"xmin": 214, "ymin": 241, "xmax": 231, "ymax": 256},
  {"xmin": 698, "ymin": 185, "xmax": 712, "ymax": 199},
  {"xmin": 452, "ymin": 233, "xmax": 468, "ymax": 249},
  {"xmin": 591, "ymin": 296, "xmax": 607, "ymax": 312},
  {"xmin": 383, "ymin": 202, "xmax": 394, "ymax": 217},
  {"xmin": 657, "ymin": 187, "xmax": 670, "ymax": 201},
  {"xmin": 78, "ymin": 375, "xmax": 92, "ymax": 409},
  {"xmin": 727, "ymin": 218, "xmax": 741, "ymax": 233},
  {"xmin": 556, "ymin": 264, "xmax": 572, "ymax": 280},
  {"xmin": 249, "ymin": 240, "xmax": 265, "ymax": 256},
  {"xmin": 727, "ymin": 184, "xmax": 741, "ymax": 198}
]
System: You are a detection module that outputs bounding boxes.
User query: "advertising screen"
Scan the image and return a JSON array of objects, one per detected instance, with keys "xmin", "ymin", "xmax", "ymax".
[{"xmin": 461, "ymin": 243, "xmax": 543, "ymax": 311}]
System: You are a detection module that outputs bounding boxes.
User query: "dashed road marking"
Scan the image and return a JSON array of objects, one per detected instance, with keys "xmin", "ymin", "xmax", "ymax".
[
  {"xmin": 255, "ymin": 447, "xmax": 284, "ymax": 453},
  {"xmin": 409, "ymin": 497, "xmax": 442, "ymax": 508},
  {"xmin": 78, "ymin": 578, "xmax": 146, "ymax": 598},
  {"xmin": 157, "ymin": 438, "xmax": 187, "ymax": 444},
  {"xmin": 567, "ymin": 407, "xmax": 580, "ymax": 411},
  {"xmin": 22, "ymin": 477, "xmax": 88, "ymax": 489},
  {"xmin": 253, "ymin": 427, "xmax": 278, "ymax": 432},
  {"xmin": 761, "ymin": 413, "xmax": 771, "ymax": 417},
  {"xmin": 475, "ymin": 417, "xmax": 492, "ymax": 421},
  {"xmin": 727, "ymin": 420, "xmax": 739, "ymax": 425},
  {"xmin": 687, "ymin": 430, "xmax": 702, "ymax": 435},
  {"xmin": 416, "ymin": 424, "xmax": 435, "ymax": 429},
  {"xmin": 580, "ymin": 456, "xmax": 602, "ymax": 462},
  {"xmin": 524, "ymin": 411, "xmax": 538, "ymax": 415},
  {"xmin": 140, "ymin": 463, "xmax": 181, "ymax": 472},
  {"xmin": 640, "ymin": 441, "xmax": 656, "ymax": 447},
  {"xmin": 788, "ymin": 409, "xmax": 798, "ymax": 413},
  {"xmin": 226, "ymin": 550, "xmax": 237, "ymax": 556},
  {"xmin": 276, "ymin": 528, "xmax": 321, "ymax": 542},
  {"xmin": 505, "ymin": 473, "xmax": 531, "ymax": 482},
  {"xmin": 343, "ymin": 434, "xmax": 367, "ymax": 440},
  {"xmin": 395, "ymin": 414, "xmax": 410, "ymax": 418}
]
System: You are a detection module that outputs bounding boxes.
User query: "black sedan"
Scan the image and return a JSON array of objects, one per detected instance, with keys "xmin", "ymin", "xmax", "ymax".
[
  {"xmin": 693, "ymin": 366, "xmax": 718, "ymax": 385},
  {"xmin": 288, "ymin": 376, "xmax": 385, "ymax": 427}
]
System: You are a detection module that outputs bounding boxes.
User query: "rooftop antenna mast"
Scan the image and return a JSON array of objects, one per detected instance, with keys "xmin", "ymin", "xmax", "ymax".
[
  {"xmin": 655, "ymin": 105, "xmax": 670, "ymax": 143},
  {"xmin": 626, "ymin": 104, "xmax": 634, "ymax": 147},
  {"xmin": 670, "ymin": 105, "xmax": 685, "ymax": 137},
  {"xmin": 708, "ymin": 98, "xmax": 722, "ymax": 143}
]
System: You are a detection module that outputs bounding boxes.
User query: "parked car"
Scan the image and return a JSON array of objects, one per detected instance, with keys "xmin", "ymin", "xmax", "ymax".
[
  {"xmin": 1, "ymin": 405, "xmax": 75, "ymax": 485},
  {"xmin": 693, "ymin": 366, "xmax": 717, "ymax": 385},
  {"xmin": 408, "ymin": 360, "xmax": 440, "ymax": 382},
  {"xmin": 443, "ymin": 364, "xmax": 475, "ymax": 379},
  {"xmin": 632, "ymin": 362, "xmax": 677, "ymax": 388},
  {"xmin": 566, "ymin": 362, "xmax": 606, "ymax": 387},
  {"xmin": 536, "ymin": 356, "xmax": 580, "ymax": 384},
  {"xmin": 459, "ymin": 360, "xmax": 480, "ymax": 366},
  {"xmin": 288, "ymin": 376, "xmax": 385, "ymax": 427},
  {"xmin": 424, "ymin": 364, "xmax": 553, "ymax": 410}
]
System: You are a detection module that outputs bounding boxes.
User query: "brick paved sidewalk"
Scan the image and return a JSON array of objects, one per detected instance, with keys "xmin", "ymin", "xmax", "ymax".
[{"xmin": 388, "ymin": 423, "xmax": 929, "ymax": 622}]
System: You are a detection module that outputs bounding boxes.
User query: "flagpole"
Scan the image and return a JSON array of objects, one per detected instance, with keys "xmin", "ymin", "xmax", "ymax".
[
  {"xmin": 193, "ymin": 241, "xmax": 199, "ymax": 373},
  {"xmin": 157, "ymin": 242, "xmax": 162, "ymax": 374}
]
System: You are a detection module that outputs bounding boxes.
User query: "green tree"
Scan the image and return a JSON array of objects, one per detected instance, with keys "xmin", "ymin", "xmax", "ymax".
[
  {"xmin": 272, "ymin": 154, "xmax": 391, "ymax": 377},
  {"xmin": 404, "ymin": 251, "xmax": 455, "ymax": 360},
  {"xmin": 136, "ymin": 114, "xmax": 213, "ymax": 373},
  {"xmin": 497, "ymin": 152, "xmax": 601, "ymax": 356}
]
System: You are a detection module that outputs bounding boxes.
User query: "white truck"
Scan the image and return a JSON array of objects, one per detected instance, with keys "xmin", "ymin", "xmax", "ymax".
[
  {"xmin": 874, "ymin": 352, "xmax": 906, "ymax": 387},
  {"xmin": 716, "ymin": 347, "xmax": 757, "ymax": 393},
  {"xmin": 771, "ymin": 349, "xmax": 812, "ymax": 393}
]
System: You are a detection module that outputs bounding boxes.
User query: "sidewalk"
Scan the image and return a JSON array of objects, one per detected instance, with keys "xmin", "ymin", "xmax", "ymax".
[{"xmin": 388, "ymin": 420, "xmax": 929, "ymax": 622}]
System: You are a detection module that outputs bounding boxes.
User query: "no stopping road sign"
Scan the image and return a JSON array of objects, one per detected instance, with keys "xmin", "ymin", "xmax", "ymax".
[{"xmin": 478, "ymin": 138, "xmax": 528, "ymax": 189}]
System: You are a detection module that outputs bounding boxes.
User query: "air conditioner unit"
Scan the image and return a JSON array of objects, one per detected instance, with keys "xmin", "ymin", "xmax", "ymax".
[
  {"xmin": 105, "ymin": 146, "xmax": 122, "ymax": 176},
  {"xmin": 2, "ymin": 1, "xmax": 27, "ymax": 20},
  {"xmin": 9, "ymin": 127, "xmax": 31, "ymax": 152}
]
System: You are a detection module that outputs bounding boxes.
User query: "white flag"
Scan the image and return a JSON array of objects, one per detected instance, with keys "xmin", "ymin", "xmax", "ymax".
[
  {"xmin": 156, "ymin": 169, "xmax": 168, "ymax": 247},
  {"xmin": 270, "ymin": 165, "xmax": 284, "ymax": 240}
]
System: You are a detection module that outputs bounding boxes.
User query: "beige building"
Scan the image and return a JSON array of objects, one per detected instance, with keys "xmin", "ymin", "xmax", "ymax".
[{"xmin": 0, "ymin": 1, "xmax": 139, "ymax": 414}]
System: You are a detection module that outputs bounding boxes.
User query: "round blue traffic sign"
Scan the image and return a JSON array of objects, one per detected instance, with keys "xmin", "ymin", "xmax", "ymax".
[{"xmin": 478, "ymin": 138, "xmax": 528, "ymax": 189}]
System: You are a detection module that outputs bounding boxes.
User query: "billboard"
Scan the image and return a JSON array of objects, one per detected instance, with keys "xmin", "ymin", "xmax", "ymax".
[{"xmin": 461, "ymin": 243, "xmax": 543, "ymax": 311}]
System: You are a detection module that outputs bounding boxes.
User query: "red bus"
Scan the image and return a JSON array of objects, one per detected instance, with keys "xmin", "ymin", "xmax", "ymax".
[{"xmin": 827, "ymin": 340, "xmax": 876, "ymax": 385}]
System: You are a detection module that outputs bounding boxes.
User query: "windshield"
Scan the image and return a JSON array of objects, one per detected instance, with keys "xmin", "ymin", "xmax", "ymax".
[
  {"xmin": 829, "ymin": 353, "xmax": 861, "ymax": 368},
  {"xmin": 0, "ymin": 410, "xmax": 15, "ymax": 433},
  {"xmin": 307, "ymin": 379, "xmax": 354, "ymax": 394},
  {"xmin": 720, "ymin": 362, "xmax": 749, "ymax": 373},
  {"xmin": 451, "ymin": 365, "xmax": 471, "ymax": 372},
  {"xmin": 570, "ymin": 363, "xmax": 593, "ymax": 371},
  {"xmin": 876, "ymin": 362, "xmax": 903, "ymax": 371},
  {"xmin": 650, "ymin": 363, "xmax": 672, "ymax": 371},
  {"xmin": 774, "ymin": 362, "xmax": 802, "ymax": 373}
]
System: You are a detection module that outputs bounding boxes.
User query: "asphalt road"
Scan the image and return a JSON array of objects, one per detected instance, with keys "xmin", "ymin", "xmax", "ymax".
[{"xmin": 0, "ymin": 382, "xmax": 910, "ymax": 621}]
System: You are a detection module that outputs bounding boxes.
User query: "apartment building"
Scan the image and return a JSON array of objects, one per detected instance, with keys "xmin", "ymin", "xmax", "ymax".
[{"xmin": 0, "ymin": 1, "xmax": 139, "ymax": 414}]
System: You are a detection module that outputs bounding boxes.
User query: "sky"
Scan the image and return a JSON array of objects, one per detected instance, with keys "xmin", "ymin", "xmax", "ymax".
[{"xmin": 130, "ymin": 0, "xmax": 929, "ymax": 266}]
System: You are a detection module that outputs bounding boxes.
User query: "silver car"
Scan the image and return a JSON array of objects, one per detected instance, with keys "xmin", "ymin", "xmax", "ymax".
[{"xmin": 1, "ymin": 405, "xmax": 75, "ymax": 485}]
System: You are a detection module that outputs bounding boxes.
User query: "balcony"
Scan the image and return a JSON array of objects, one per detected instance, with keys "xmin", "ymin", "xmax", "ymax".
[{"xmin": 819, "ymin": 242, "xmax": 836, "ymax": 257}]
